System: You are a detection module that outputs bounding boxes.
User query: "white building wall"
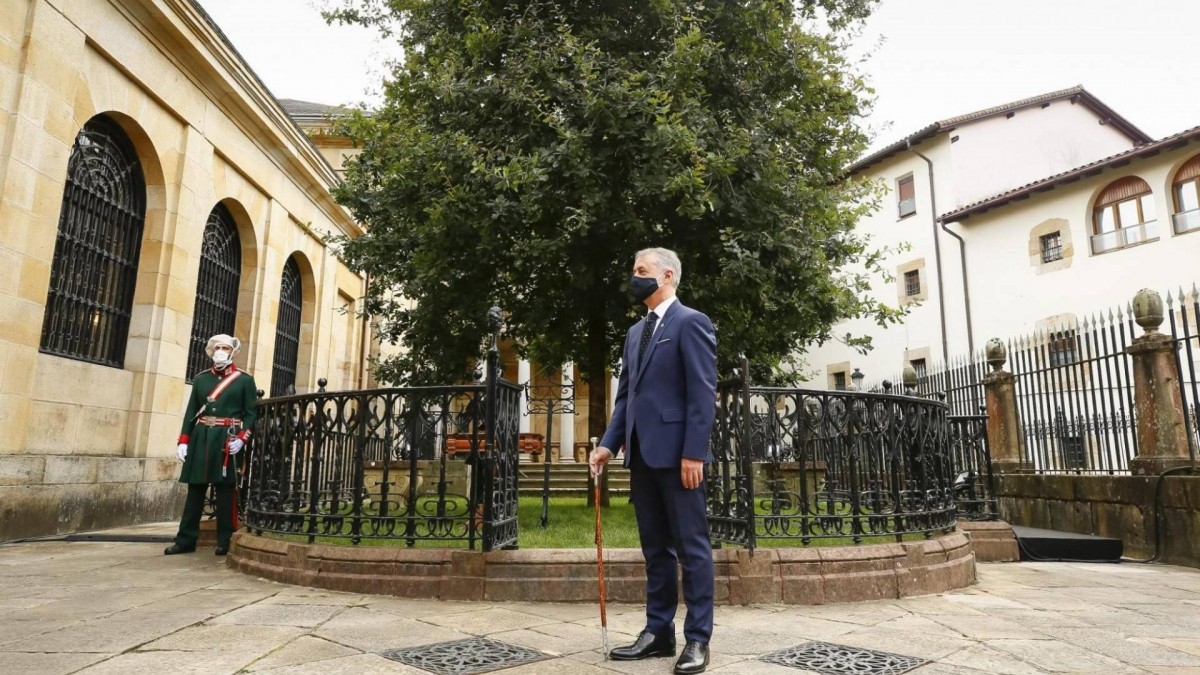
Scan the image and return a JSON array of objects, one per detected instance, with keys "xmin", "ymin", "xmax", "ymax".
[
  {"xmin": 958, "ymin": 141, "xmax": 1200, "ymax": 343},
  {"xmin": 803, "ymin": 140, "xmax": 961, "ymax": 385},
  {"xmin": 801, "ymin": 98, "xmax": 1145, "ymax": 387},
  {"xmin": 948, "ymin": 100, "xmax": 1136, "ymax": 208}
]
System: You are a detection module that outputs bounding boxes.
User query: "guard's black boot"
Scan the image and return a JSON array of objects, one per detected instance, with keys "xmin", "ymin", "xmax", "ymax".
[
  {"xmin": 164, "ymin": 544, "xmax": 195, "ymax": 555},
  {"xmin": 609, "ymin": 630, "xmax": 676, "ymax": 660},
  {"xmin": 214, "ymin": 545, "xmax": 229, "ymax": 556}
]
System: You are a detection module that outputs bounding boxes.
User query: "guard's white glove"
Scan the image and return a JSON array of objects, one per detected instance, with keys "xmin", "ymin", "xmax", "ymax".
[
  {"xmin": 229, "ymin": 438, "xmax": 244, "ymax": 455},
  {"xmin": 176, "ymin": 443, "xmax": 188, "ymax": 462}
]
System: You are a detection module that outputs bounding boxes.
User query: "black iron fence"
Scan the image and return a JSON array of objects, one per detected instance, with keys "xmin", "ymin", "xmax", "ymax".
[
  {"xmin": 905, "ymin": 285, "xmax": 1200, "ymax": 475},
  {"xmin": 1167, "ymin": 286, "xmax": 1200, "ymax": 464},
  {"xmin": 946, "ymin": 414, "xmax": 995, "ymax": 520},
  {"xmin": 243, "ymin": 315, "xmax": 521, "ymax": 550},
  {"xmin": 707, "ymin": 359, "xmax": 959, "ymax": 550},
  {"xmin": 1009, "ymin": 311, "xmax": 1138, "ymax": 474}
]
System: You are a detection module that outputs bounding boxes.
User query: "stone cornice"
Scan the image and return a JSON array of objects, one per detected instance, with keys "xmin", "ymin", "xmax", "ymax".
[{"xmin": 102, "ymin": 0, "xmax": 363, "ymax": 239}]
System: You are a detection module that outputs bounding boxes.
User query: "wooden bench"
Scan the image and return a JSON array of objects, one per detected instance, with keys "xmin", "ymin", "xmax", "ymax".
[{"xmin": 444, "ymin": 432, "xmax": 545, "ymax": 462}]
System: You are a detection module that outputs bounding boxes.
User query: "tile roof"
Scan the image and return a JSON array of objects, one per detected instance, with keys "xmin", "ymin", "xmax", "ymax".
[
  {"xmin": 846, "ymin": 86, "xmax": 1151, "ymax": 175},
  {"xmin": 277, "ymin": 99, "xmax": 348, "ymax": 121}
]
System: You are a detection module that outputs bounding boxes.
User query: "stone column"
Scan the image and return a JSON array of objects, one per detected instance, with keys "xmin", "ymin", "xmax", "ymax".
[
  {"xmin": 1127, "ymin": 289, "xmax": 1192, "ymax": 475},
  {"xmin": 983, "ymin": 338, "xmax": 1025, "ymax": 475},
  {"xmin": 560, "ymin": 362, "xmax": 575, "ymax": 461},
  {"xmin": 517, "ymin": 359, "xmax": 530, "ymax": 433}
]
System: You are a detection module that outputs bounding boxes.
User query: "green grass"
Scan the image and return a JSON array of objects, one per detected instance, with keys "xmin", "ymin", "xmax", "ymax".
[{"xmin": 259, "ymin": 496, "xmax": 947, "ymax": 549}]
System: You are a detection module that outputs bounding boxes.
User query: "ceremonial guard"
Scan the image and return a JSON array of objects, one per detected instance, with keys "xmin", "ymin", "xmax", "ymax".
[{"xmin": 165, "ymin": 334, "xmax": 258, "ymax": 556}]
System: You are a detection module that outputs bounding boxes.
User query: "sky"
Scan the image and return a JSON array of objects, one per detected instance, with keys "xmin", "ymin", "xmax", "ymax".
[{"xmin": 198, "ymin": 0, "xmax": 1200, "ymax": 152}]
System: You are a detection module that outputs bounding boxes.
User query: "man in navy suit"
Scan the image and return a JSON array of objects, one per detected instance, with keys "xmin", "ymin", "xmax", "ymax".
[{"xmin": 590, "ymin": 247, "xmax": 718, "ymax": 675}]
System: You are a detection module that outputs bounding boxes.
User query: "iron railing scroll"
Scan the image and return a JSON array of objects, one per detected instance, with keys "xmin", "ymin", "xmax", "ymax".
[
  {"xmin": 706, "ymin": 357, "xmax": 958, "ymax": 552},
  {"xmin": 244, "ymin": 308, "xmax": 521, "ymax": 551}
]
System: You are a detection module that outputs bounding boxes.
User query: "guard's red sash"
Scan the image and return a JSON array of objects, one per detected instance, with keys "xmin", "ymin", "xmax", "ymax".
[{"xmin": 207, "ymin": 366, "xmax": 243, "ymax": 403}]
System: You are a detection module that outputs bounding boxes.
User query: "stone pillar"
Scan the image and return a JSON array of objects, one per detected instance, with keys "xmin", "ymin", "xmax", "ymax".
[
  {"xmin": 560, "ymin": 362, "xmax": 575, "ymax": 461},
  {"xmin": 517, "ymin": 359, "xmax": 530, "ymax": 433},
  {"xmin": 982, "ymin": 338, "xmax": 1025, "ymax": 475},
  {"xmin": 1127, "ymin": 289, "xmax": 1192, "ymax": 475}
]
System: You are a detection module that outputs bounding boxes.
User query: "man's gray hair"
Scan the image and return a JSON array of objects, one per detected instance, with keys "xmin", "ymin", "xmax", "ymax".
[{"xmin": 635, "ymin": 247, "xmax": 682, "ymax": 290}]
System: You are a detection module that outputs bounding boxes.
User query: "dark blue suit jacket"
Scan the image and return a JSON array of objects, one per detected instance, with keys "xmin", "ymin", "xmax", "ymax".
[{"xmin": 600, "ymin": 300, "xmax": 718, "ymax": 469}]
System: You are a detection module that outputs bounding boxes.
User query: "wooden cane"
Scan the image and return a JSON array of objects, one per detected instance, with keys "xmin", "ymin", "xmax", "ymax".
[{"xmin": 591, "ymin": 436, "xmax": 608, "ymax": 660}]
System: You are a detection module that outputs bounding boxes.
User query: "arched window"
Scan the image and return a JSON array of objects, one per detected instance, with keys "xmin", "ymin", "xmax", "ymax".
[
  {"xmin": 271, "ymin": 257, "xmax": 303, "ymax": 396},
  {"xmin": 40, "ymin": 115, "xmax": 146, "ymax": 367},
  {"xmin": 1091, "ymin": 176, "xmax": 1157, "ymax": 254},
  {"xmin": 1172, "ymin": 155, "xmax": 1200, "ymax": 235},
  {"xmin": 185, "ymin": 203, "xmax": 242, "ymax": 381}
]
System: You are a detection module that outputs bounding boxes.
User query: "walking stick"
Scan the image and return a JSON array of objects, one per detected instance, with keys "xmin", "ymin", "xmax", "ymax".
[{"xmin": 591, "ymin": 437, "xmax": 609, "ymax": 660}]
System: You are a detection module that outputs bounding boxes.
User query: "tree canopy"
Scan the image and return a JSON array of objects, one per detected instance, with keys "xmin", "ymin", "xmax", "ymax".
[{"xmin": 325, "ymin": 0, "xmax": 899, "ymax": 393}]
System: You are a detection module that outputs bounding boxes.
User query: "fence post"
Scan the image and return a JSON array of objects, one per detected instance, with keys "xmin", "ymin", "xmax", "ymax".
[
  {"xmin": 1127, "ymin": 289, "xmax": 1192, "ymax": 475},
  {"xmin": 983, "ymin": 338, "xmax": 1024, "ymax": 475}
]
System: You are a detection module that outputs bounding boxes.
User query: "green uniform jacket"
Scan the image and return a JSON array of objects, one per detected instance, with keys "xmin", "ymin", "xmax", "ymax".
[{"xmin": 179, "ymin": 366, "xmax": 258, "ymax": 486}]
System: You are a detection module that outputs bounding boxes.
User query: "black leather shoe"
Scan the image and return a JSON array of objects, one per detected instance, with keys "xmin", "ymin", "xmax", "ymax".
[
  {"xmin": 674, "ymin": 641, "xmax": 709, "ymax": 674},
  {"xmin": 163, "ymin": 544, "xmax": 195, "ymax": 555},
  {"xmin": 214, "ymin": 545, "xmax": 229, "ymax": 556},
  {"xmin": 609, "ymin": 630, "xmax": 676, "ymax": 660}
]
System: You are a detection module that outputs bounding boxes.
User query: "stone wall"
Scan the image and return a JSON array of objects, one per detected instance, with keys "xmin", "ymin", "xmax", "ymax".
[
  {"xmin": 0, "ymin": 1, "xmax": 369, "ymax": 539},
  {"xmin": 0, "ymin": 456, "xmax": 185, "ymax": 540},
  {"xmin": 996, "ymin": 473, "xmax": 1200, "ymax": 567}
]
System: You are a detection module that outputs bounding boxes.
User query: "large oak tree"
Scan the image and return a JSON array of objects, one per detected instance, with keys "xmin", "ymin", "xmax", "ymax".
[{"xmin": 325, "ymin": 0, "xmax": 899, "ymax": 439}]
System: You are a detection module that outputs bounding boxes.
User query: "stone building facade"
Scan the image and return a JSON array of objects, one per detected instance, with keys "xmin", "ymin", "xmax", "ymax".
[{"xmin": 0, "ymin": 0, "xmax": 369, "ymax": 540}]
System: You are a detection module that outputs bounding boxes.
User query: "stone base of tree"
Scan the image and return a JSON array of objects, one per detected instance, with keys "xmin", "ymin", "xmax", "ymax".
[
  {"xmin": 226, "ymin": 531, "xmax": 975, "ymax": 605},
  {"xmin": 956, "ymin": 520, "xmax": 1019, "ymax": 562}
]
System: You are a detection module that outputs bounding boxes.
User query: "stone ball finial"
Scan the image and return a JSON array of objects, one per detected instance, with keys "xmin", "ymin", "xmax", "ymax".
[
  {"xmin": 985, "ymin": 338, "xmax": 1007, "ymax": 372},
  {"xmin": 901, "ymin": 364, "xmax": 918, "ymax": 389},
  {"xmin": 1132, "ymin": 289, "xmax": 1164, "ymax": 334}
]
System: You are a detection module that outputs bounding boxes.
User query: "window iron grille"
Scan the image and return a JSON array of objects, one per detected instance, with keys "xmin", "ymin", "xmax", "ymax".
[
  {"xmin": 40, "ymin": 115, "xmax": 146, "ymax": 368},
  {"xmin": 186, "ymin": 203, "xmax": 241, "ymax": 381},
  {"xmin": 1040, "ymin": 231, "xmax": 1063, "ymax": 263},
  {"xmin": 271, "ymin": 257, "xmax": 304, "ymax": 396},
  {"xmin": 904, "ymin": 270, "xmax": 921, "ymax": 297}
]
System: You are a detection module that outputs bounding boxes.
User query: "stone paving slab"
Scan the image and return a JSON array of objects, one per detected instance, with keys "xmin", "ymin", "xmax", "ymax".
[{"xmin": 1, "ymin": 539, "xmax": 1200, "ymax": 674}]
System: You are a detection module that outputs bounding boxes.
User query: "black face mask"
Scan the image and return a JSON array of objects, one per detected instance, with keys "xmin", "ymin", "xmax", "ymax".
[{"xmin": 629, "ymin": 274, "xmax": 659, "ymax": 302}]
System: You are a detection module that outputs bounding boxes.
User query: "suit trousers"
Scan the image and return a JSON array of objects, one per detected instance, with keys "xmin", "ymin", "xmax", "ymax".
[
  {"xmin": 174, "ymin": 483, "xmax": 235, "ymax": 548},
  {"xmin": 629, "ymin": 431, "xmax": 714, "ymax": 644}
]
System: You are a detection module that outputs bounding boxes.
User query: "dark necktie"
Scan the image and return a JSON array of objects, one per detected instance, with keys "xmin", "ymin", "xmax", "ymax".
[{"xmin": 638, "ymin": 311, "xmax": 659, "ymax": 367}]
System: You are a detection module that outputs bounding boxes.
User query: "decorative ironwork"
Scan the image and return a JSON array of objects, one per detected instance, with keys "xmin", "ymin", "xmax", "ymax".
[
  {"xmin": 381, "ymin": 638, "xmax": 548, "ymax": 674},
  {"xmin": 271, "ymin": 257, "xmax": 303, "ymax": 397},
  {"xmin": 40, "ymin": 115, "xmax": 147, "ymax": 367},
  {"xmin": 948, "ymin": 413, "xmax": 996, "ymax": 520},
  {"xmin": 186, "ymin": 203, "xmax": 241, "ymax": 381},
  {"xmin": 707, "ymin": 356, "xmax": 957, "ymax": 550},
  {"xmin": 760, "ymin": 641, "xmax": 926, "ymax": 674},
  {"xmin": 246, "ymin": 308, "xmax": 521, "ymax": 551},
  {"xmin": 523, "ymin": 367, "xmax": 575, "ymax": 527}
]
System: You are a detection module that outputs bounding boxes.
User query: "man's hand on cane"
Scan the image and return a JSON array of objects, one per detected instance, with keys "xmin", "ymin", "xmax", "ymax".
[{"xmin": 589, "ymin": 446, "xmax": 612, "ymax": 478}]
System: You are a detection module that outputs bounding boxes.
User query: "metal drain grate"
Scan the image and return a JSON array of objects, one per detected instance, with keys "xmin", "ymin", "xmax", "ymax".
[
  {"xmin": 381, "ymin": 637, "xmax": 549, "ymax": 674},
  {"xmin": 760, "ymin": 641, "xmax": 927, "ymax": 674}
]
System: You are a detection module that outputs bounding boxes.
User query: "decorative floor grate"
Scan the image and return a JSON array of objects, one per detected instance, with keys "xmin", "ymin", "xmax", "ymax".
[
  {"xmin": 381, "ymin": 637, "xmax": 549, "ymax": 675},
  {"xmin": 759, "ymin": 641, "xmax": 927, "ymax": 675}
]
